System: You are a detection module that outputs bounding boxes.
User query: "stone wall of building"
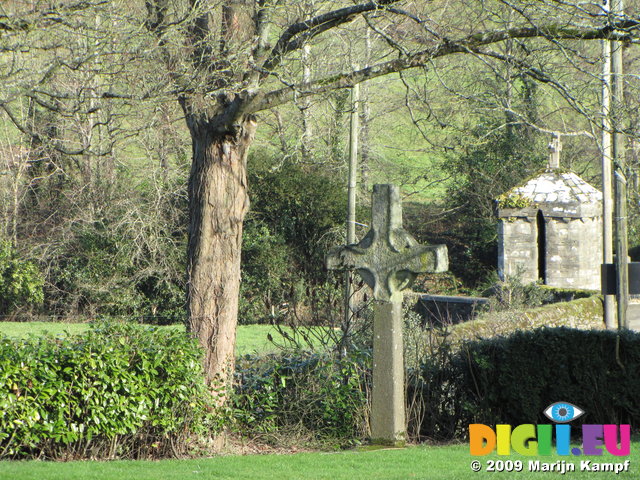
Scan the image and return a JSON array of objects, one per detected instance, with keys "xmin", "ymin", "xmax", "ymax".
[
  {"xmin": 545, "ymin": 216, "xmax": 601, "ymax": 290},
  {"xmin": 498, "ymin": 213, "xmax": 602, "ymax": 290},
  {"xmin": 497, "ymin": 216, "xmax": 538, "ymax": 283}
]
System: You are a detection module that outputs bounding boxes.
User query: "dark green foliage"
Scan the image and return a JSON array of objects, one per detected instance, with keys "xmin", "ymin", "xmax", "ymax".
[
  {"xmin": 240, "ymin": 222, "xmax": 293, "ymax": 324},
  {"xmin": 51, "ymin": 223, "xmax": 145, "ymax": 317},
  {"xmin": 442, "ymin": 124, "xmax": 546, "ymax": 285},
  {"xmin": 0, "ymin": 242, "xmax": 44, "ymax": 318},
  {"xmin": 433, "ymin": 74, "xmax": 546, "ymax": 287},
  {"xmin": 240, "ymin": 155, "xmax": 347, "ymax": 324},
  {"xmin": 413, "ymin": 328, "xmax": 640, "ymax": 441},
  {"xmin": 247, "ymin": 156, "xmax": 346, "ymax": 277},
  {"xmin": 457, "ymin": 328, "xmax": 640, "ymax": 426},
  {"xmin": 0, "ymin": 323, "xmax": 216, "ymax": 459},
  {"xmin": 45, "ymin": 176, "xmax": 187, "ymax": 323},
  {"xmin": 232, "ymin": 351, "xmax": 369, "ymax": 441}
]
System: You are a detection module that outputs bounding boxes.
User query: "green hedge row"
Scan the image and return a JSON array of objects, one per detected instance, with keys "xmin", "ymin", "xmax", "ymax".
[
  {"xmin": 414, "ymin": 328, "xmax": 640, "ymax": 440},
  {"xmin": 0, "ymin": 323, "xmax": 216, "ymax": 459}
]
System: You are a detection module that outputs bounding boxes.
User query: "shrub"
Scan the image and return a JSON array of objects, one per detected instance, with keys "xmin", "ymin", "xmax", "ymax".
[
  {"xmin": 240, "ymin": 155, "xmax": 348, "ymax": 324},
  {"xmin": 413, "ymin": 327, "xmax": 640, "ymax": 441},
  {"xmin": 232, "ymin": 351, "xmax": 370, "ymax": 442},
  {"xmin": 482, "ymin": 272, "xmax": 552, "ymax": 311},
  {"xmin": 239, "ymin": 221, "xmax": 292, "ymax": 324},
  {"xmin": 0, "ymin": 241, "xmax": 44, "ymax": 318},
  {"xmin": 51, "ymin": 225, "xmax": 145, "ymax": 317},
  {"xmin": 0, "ymin": 322, "xmax": 216, "ymax": 459}
]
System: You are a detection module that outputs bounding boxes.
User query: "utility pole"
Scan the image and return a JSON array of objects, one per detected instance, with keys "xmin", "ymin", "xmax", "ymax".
[
  {"xmin": 602, "ymin": 0, "xmax": 615, "ymax": 329},
  {"xmin": 611, "ymin": 0, "xmax": 628, "ymax": 329},
  {"xmin": 342, "ymin": 81, "xmax": 360, "ymax": 355},
  {"xmin": 360, "ymin": 28, "xmax": 372, "ymax": 191},
  {"xmin": 301, "ymin": 44, "xmax": 313, "ymax": 158}
]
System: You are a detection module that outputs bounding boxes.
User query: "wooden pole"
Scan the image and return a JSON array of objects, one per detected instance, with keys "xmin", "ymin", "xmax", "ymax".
[
  {"xmin": 611, "ymin": 0, "xmax": 628, "ymax": 329},
  {"xmin": 343, "ymin": 81, "xmax": 360, "ymax": 354},
  {"xmin": 301, "ymin": 44, "xmax": 313, "ymax": 158},
  {"xmin": 602, "ymin": 0, "xmax": 615, "ymax": 329},
  {"xmin": 347, "ymin": 82, "xmax": 359, "ymax": 245}
]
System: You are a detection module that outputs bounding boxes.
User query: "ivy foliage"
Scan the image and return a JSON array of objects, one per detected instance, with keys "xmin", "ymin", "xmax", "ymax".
[
  {"xmin": 247, "ymin": 156, "xmax": 347, "ymax": 279},
  {"xmin": 240, "ymin": 155, "xmax": 347, "ymax": 324},
  {"xmin": 436, "ymin": 76, "xmax": 546, "ymax": 287},
  {"xmin": 495, "ymin": 192, "xmax": 533, "ymax": 209}
]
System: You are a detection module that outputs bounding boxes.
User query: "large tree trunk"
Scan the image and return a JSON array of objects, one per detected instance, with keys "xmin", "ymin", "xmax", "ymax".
[{"xmin": 185, "ymin": 115, "xmax": 256, "ymax": 394}]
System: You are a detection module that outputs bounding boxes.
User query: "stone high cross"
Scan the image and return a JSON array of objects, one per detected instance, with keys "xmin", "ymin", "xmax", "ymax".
[{"xmin": 326, "ymin": 184, "xmax": 448, "ymax": 445}]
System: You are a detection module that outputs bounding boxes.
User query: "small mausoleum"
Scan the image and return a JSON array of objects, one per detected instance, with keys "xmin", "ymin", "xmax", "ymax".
[{"xmin": 496, "ymin": 135, "xmax": 603, "ymax": 290}]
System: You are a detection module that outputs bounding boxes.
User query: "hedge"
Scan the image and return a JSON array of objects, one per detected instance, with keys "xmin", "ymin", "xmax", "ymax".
[
  {"xmin": 0, "ymin": 323, "xmax": 217, "ymax": 459},
  {"xmin": 414, "ymin": 327, "xmax": 640, "ymax": 441}
]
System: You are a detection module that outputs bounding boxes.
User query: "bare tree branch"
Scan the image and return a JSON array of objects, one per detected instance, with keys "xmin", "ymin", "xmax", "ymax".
[
  {"xmin": 261, "ymin": 0, "xmax": 404, "ymax": 72},
  {"xmin": 251, "ymin": 20, "xmax": 640, "ymax": 114}
]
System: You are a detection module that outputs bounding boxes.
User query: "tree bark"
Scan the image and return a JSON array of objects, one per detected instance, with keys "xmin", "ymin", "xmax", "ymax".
[{"xmin": 185, "ymin": 113, "xmax": 256, "ymax": 391}]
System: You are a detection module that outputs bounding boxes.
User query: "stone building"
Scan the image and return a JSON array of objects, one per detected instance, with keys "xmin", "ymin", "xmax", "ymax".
[{"xmin": 496, "ymin": 136, "xmax": 603, "ymax": 290}]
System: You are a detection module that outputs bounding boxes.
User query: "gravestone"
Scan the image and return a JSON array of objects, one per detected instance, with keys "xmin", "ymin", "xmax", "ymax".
[{"xmin": 326, "ymin": 184, "xmax": 448, "ymax": 445}]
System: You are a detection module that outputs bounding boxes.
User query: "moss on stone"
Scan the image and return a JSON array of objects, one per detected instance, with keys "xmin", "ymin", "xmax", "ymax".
[
  {"xmin": 496, "ymin": 192, "xmax": 533, "ymax": 209},
  {"xmin": 449, "ymin": 295, "xmax": 604, "ymax": 343}
]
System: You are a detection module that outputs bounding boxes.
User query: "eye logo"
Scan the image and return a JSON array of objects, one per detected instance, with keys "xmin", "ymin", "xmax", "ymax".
[{"xmin": 543, "ymin": 402, "xmax": 584, "ymax": 423}]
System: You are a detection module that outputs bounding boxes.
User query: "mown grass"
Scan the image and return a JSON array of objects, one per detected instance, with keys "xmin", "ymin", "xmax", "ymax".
[
  {"xmin": 1, "ymin": 443, "xmax": 636, "ymax": 480},
  {"xmin": 0, "ymin": 322, "xmax": 329, "ymax": 356}
]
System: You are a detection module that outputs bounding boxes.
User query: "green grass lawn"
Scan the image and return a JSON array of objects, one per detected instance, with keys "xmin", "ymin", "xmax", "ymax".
[
  {"xmin": 0, "ymin": 322, "xmax": 328, "ymax": 356},
  {"xmin": 1, "ymin": 443, "xmax": 635, "ymax": 480}
]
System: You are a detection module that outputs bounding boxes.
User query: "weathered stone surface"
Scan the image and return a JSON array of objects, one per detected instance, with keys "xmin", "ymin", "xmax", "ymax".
[
  {"xmin": 371, "ymin": 301, "xmax": 405, "ymax": 444},
  {"xmin": 497, "ymin": 217, "xmax": 538, "ymax": 284},
  {"xmin": 327, "ymin": 184, "xmax": 448, "ymax": 302},
  {"xmin": 326, "ymin": 184, "xmax": 448, "ymax": 445}
]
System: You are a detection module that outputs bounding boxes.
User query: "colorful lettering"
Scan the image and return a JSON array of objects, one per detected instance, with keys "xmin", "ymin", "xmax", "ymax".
[
  {"xmin": 582, "ymin": 425, "xmax": 604, "ymax": 455},
  {"xmin": 511, "ymin": 424, "xmax": 537, "ymax": 455},
  {"xmin": 469, "ymin": 423, "xmax": 631, "ymax": 457},
  {"xmin": 603, "ymin": 424, "xmax": 630, "ymax": 456},
  {"xmin": 469, "ymin": 424, "xmax": 495, "ymax": 456},
  {"xmin": 555, "ymin": 424, "xmax": 571, "ymax": 456},
  {"xmin": 537, "ymin": 424, "xmax": 552, "ymax": 456},
  {"xmin": 496, "ymin": 424, "xmax": 511, "ymax": 455}
]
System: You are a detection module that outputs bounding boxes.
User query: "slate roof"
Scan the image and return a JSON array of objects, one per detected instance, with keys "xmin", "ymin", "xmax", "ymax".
[
  {"xmin": 498, "ymin": 170, "xmax": 603, "ymax": 218},
  {"xmin": 511, "ymin": 171, "xmax": 602, "ymax": 205}
]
